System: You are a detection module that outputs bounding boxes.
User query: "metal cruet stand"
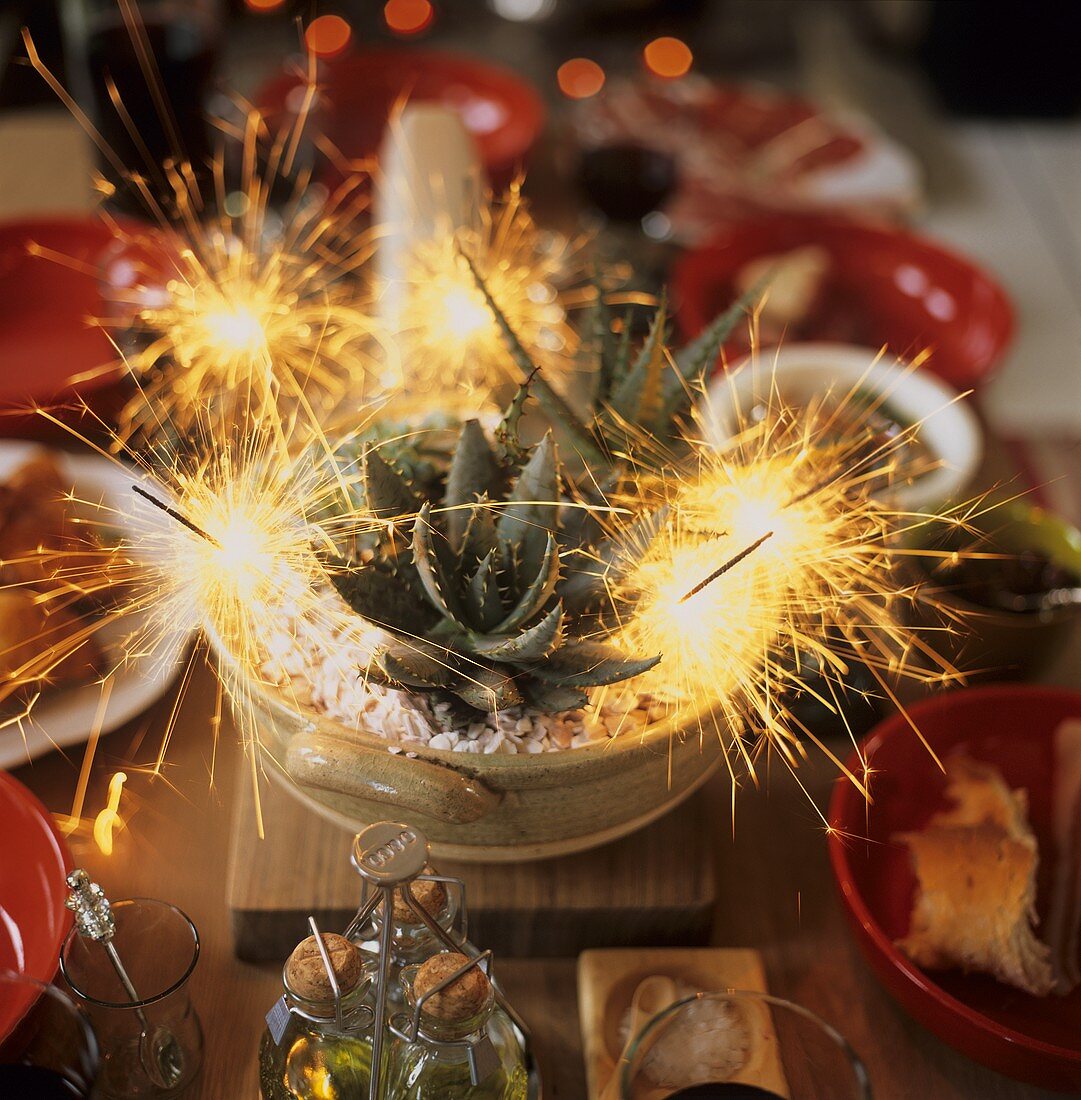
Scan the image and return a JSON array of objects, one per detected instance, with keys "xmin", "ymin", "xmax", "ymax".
[{"xmin": 330, "ymin": 820, "xmax": 536, "ymax": 1100}]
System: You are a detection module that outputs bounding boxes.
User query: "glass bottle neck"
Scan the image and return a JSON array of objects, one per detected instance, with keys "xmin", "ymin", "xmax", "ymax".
[
  {"xmin": 283, "ymin": 983, "xmax": 372, "ymax": 1033},
  {"xmin": 414, "ymin": 1001, "xmax": 495, "ymax": 1045}
]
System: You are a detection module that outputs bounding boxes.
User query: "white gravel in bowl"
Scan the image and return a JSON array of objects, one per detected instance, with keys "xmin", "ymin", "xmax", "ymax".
[{"xmin": 259, "ymin": 590, "xmax": 667, "ymax": 755}]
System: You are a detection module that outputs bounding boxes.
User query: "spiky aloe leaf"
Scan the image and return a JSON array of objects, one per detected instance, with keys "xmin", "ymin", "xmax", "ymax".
[
  {"xmin": 472, "ymin": 602, "xmax": 564, "ymax": 663},
  {"xmin": 412, "ymin": 503, "xmax": 466, "ymax": 623},
  {"xmin": 585, "ymin": 271, "xmax": 619, "ymax": 398},
  {"xmin": 526, "ymin": 640, "xmax": 660, "ymax": 687},
  {"xmin": 363, "ymin": 449, "xmax": 422, "ymax": 523},
  {"xmin": 328, "ymin": 558, "xmax": 436, "ymax": 634},
  {"xmin": 662, "ymin": 288, "xmax": 755, "ymax": 421},
  {"xmin": 455, "ymin": 662, "xmax": 523, "ymax": 711},
  {"xmin": 495, "ymin": 376, "xmax": 534, "ymax": 466},
  {"xmin": 519, "ymin": 676, "xmax": 589, "ymax": 712},
  {"xmin": 559, "ymin": 505, "xmax": 669, "ymax": 616},
  {"xmin": 495, "ymin": 432, "xmax": 559, "ymax": 581},
  {"xmin": 458, "ymin": 500, "xmax": 498, "ymax": 570},
  {"xmin": 458, "ymin": 247, "xmax": 606, "ymax": 465},
  {"xmin": 607, "ymin": 292, "xmax": 668, "ymax": 431},
  {"xmin": 465, "ymin": 548, "xmax": 505, "ymax": 633},
  {"xmin": 380, "ymin": 640, "xmax": 462, "ymax": 689},
  {"xmin": 445, "ymin": 420, "xmax": 500, "ymax": 549},
  {"xmin": 494, "ymin": 531, "xmax": 560, "ymax": 634}
]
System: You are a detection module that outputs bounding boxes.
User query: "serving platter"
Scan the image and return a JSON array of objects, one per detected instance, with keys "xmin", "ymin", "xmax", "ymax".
[{"xmin": 0, "ymin": 441, "xmax": 192, "ymax": 770}]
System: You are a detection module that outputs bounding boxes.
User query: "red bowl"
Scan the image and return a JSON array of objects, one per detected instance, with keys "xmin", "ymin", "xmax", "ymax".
[
  {"xmin": 829, "ymin": 685, "xmax": 1081, "ymax": 1091},
  {"xmin": 0, "ymin": 217, "xmax": 128, "ymax": 439},
  {"xmin": 257, "ymin": 48, "xmax": 546, "ymax": 188},
  {"xmin": 673, "ymin": 213, "xmax": 1014, "ymax": 391},
  {"xmin": 0, "ymin": 770, "xmax": 72, "ymax": 1041}
]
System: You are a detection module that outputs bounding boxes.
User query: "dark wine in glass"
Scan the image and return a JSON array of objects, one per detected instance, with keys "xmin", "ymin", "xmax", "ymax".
[
  {"xmin": 76, "ymin": 4, "xmax": 219, "ymax": 216},
  {"xmin": 0, "ymin": 1063, "xmax": 88, "ymax": 1098},
  {"xmin": 576, "ymin": 143, "xmax": 678, "ymax": 226}
]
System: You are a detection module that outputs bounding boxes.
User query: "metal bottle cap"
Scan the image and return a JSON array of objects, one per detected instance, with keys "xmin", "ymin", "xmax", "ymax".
[{"xmin": 351, "ymin": 822, "xmax": 430, "ymax": 886}]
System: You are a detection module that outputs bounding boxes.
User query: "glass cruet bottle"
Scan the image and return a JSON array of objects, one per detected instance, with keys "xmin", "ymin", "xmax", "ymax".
[
  {"xmin": 388, "ymin": 951, "xmax": 528, "ymax": 1100},
  {"xmin": 258, "ymin": 931, "xmax": 375, "ymax": 1099}
]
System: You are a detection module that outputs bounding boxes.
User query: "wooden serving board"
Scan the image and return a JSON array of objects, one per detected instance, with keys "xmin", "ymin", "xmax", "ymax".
[
  {"xmin": 577, "ymin": 947, "xmax": 774, "ymax": 1100},
  {"xmin": 227, "ymin": 766, "xmax": 716, "ymax": 961}
]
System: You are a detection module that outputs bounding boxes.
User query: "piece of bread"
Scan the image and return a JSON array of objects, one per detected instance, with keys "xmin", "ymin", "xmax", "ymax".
[
  {"xmin": 735, "ymin": 245, "xmax": 831, "ymax": 335},
  {"xmin": 896, "ymin": 755, "xmax": 1054, "ymax": 997}
]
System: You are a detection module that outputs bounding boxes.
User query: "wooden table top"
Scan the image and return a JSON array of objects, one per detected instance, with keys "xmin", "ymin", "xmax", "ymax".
[{"xmin": 10, "ymin": 438, "xmax": 1079, "ymax": 1100}]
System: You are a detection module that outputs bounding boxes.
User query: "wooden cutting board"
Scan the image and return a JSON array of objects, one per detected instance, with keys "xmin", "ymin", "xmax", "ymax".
[
  {"xmin": 577, "ymin": 947, "xmax": 778, "ymax": 1099},
  {"xmin": 227, "ymin": 765, "xmax": 717, "ymax": 961}
]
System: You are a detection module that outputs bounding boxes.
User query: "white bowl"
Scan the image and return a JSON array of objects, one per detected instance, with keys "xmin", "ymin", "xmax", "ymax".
[{"xmin": 705, "ymin": 342, "xmax": 983, "ymax": 513}]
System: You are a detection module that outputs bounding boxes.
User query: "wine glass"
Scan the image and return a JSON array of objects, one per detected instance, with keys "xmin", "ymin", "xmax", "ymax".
[
  {"xmin": 619, "ymin": 991, "xmax": 871, "ymax": 1099},
  {"xmin": 0, "ymin": 971, "xmax": 99, "ymax": 1098}
]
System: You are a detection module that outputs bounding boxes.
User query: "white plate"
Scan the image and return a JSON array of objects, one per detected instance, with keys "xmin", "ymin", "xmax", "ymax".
[
  {"xmin": 706, "ymin": 342, "xmax": 983, "ymax": 513},
  {"xmin": 0, "ymin": 442, "xmax": 192, "ymax": 770}
]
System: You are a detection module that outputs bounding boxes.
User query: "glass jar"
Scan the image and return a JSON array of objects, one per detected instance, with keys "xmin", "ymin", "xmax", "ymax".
[
  {"xmin": 350, "ymin": 871, "xmax": 461, "ymax": 1008},
  {"xmin": 258, "ymin": 933, "xmax": 376, "ymax": 1100},
  {"xmin": 388, "ymin": 955, "xmax": 528, "ymax": 1100}
]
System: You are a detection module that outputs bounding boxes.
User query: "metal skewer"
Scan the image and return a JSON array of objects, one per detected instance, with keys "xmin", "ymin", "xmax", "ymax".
[{"xmin": 65, "ymin": 870, "xmax": 185, "ymax": 1090}]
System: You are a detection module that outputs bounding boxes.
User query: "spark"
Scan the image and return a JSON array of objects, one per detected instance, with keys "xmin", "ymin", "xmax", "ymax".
[{"xmin": 8, "ymin": 390, "xmax": 389, "ymax": 832}]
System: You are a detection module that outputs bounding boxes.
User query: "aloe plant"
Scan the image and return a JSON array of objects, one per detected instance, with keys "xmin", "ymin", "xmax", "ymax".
[{"xmin": 329, "ymin": 401, "xmax": 661, "ymax": 715}]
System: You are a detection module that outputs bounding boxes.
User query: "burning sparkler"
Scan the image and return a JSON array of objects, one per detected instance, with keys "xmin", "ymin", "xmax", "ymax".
[
  {"xmin": 12, "ymin": 390, "xmax": 391, "ymax": 832},
  {"xmin": 603, "ymin": 368, "xmax": 977, "ymax": 791},
  {"xmin": 23, "ymin": 30, "xmax": 396, "ymax": 447},
  {"xmin": 375, "ymin": 174, "xmax": 590, "ymax": 416}
]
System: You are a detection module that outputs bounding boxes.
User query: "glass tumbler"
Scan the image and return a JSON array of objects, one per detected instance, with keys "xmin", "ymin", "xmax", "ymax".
[
  {"xmin": 619, "ymin": 991, "xmax": 871, "ymax": 1100},
  {"xmin": 0, "ymin": 971, "xmax": 99, "ymax": 1098},
  {"xmin": 60, "ymin": 899, "xmax": 203, "ymax": 1098}
]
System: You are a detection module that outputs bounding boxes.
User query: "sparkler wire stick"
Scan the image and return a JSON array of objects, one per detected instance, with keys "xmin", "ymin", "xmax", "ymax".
[
  {"xmin": 680, "ymin": 530, "xmax": 775, "ymax": 603},
  {"xmin": 132, "ymin": 484, "xmax": 222, "ymax": 548}
]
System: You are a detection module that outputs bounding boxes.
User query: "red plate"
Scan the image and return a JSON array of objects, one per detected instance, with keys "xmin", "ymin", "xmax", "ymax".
[
  {"xmin": 257, "ymin": 48, "xmax": 546, "ymax": 188},
  {"xmin": 0, "ymin": 217, "xmax": 128, "ymax": 439},
  {"xmin": 0, "ymin": 770, "xmax": 72, "ymax": 1041},
  {"xmin": 673, "ymin": 213, "xmax": 1014, "ymax": 391},
  {"xmin": 829, "ymin": 685, "xmax": 1081, "ymax": 1091}
]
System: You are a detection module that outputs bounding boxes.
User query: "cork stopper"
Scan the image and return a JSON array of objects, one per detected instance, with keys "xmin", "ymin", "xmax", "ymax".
[
  {"xmin": 392, "ymin": 867, "xmax": 447, "ymax": 923},
  {"xmin": 412, "ymin": 952, "xmax": 491, "ymax": 1022},
  {"xmin": 285, "ymin": 933, "xmax": 363, "ymax": 1004}
]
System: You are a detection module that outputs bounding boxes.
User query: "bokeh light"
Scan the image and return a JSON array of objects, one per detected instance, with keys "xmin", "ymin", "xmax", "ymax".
[
  {"xmin": 644, "ymin": 36, "xmax": 693, "ymax": 78},
  {"xmin": 557, "ymin": 58, "xmax": 606, "ymax": 100},
  {"xmin": 304, "ymin": 14, "xmax": 353, "ymax": 59},
  {"xmin": 245, "ymin": 0, "xmax": 285, "ymax": 11},
  {"xmin": 384, "ymin": 0, "xmax": 435, "ymax": 35}
]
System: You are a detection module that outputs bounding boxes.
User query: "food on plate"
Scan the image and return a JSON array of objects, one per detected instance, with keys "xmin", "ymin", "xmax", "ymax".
[
  {"xmin": 0, "ymin": 451, "xmax": 108, "ymax": 702},
  {"xmin": 0, "ymin": 590, "xmax": 101, "ymax": 693},
  {"xmin": 734, "ymin": 245, "xmax": 831, "ymax": 339},
  {"xmin": 896, "ymin": 755, "xmax": 1055, "ymax": 996}
]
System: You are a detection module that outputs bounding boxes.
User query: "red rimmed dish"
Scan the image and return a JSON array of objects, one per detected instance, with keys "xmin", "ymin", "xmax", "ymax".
[
  {"xmin": 829, "ymin": 685, "xmax": 1081, "ymax": 1091},
  {"xmin": 257, "ymin": 48, "xmax": 546, "ymax": 187},
  {"xmin": 674, "ymin": 212, "xmax": 1014, "ymax": 391},
  {"xmin": 0, "ymin": 770, "xmax": 72, "ymax": 1042},
  {"xmin": 0, "ymin": 217, "xmax": 130, "ymax": 439}
]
